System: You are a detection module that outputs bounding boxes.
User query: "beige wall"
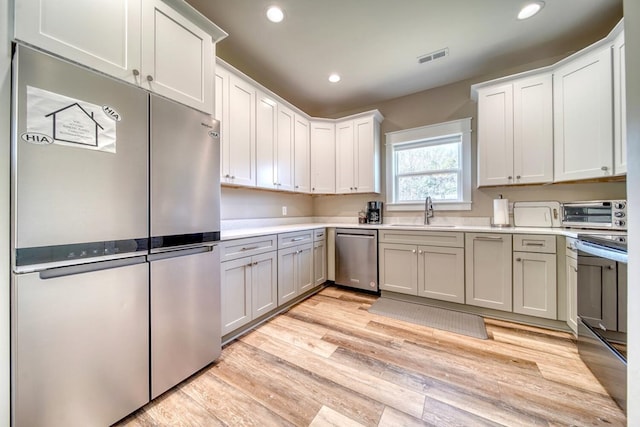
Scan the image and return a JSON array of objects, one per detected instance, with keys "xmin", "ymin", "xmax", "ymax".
[{"xmin": 221, "ymin": 186, "xmax": 313, "ymax": 219}]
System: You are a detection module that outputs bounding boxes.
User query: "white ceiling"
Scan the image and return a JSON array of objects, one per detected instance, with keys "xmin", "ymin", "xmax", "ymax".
[{"xmin": 186, "ymin": 0, "xmax": 622, "ymax": 116}]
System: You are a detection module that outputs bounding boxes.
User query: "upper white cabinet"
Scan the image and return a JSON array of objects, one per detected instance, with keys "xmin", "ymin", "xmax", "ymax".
[
  {"xmin": 294, "ymin": 114, "xmax": 311, "ymax": 193},
  {"xmin": 310, "ymin": 120, "xmax": 336, "ymax": 193},
  {"xmin": 553, "ymin": 44, "xmax": 613, "ymax": 181},
  {"xmin": 335, "ymin": 111, "xmax": 383, "ymax": 194},
  {"xmin": 14, "ymin": 0, "xmax": 226, "ymax": 114},
  {"xmin": 276, "ymin": 105, "xmax": 295, "ymax": 191},
  {"xmin": 256, "ymin": 91, "xmax": 278, "ymax": 190},
  {"xmin": 217, "ymin": 71, "xmax": 256, "ymax": 186},
  {"xmin": 476, "ymin": 74, "xmax": 553, "ymax": 186},
  {"xmin": 613, "ymin": 30, "xmax": 626, "ymax": 175}
]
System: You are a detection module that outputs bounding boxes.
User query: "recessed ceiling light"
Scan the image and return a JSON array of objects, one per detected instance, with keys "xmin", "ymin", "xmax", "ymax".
[
  {"xmin": 266, "ymin": 6, "xmax": 284, "ymax": 23},
  {"xmin": 517, "ymin": 2, "xmax": 544, "ymax": 20},
  {"xmin": 328, "ymin": 73, "xmax": 341, "ymax": 83}
]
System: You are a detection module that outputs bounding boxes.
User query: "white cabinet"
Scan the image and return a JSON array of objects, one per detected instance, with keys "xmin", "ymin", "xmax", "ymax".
[
  {"xmin": 566, "ymin": 238, "xmax": 578, "ymax": 334},
  {"xmin": 335, "ymin": 111, "xmax": 383, "ymax": 194},
  {"xmin": 218, "ymin": 72, "xmax": 256, "ymax": 186},
  {"xmin": 310, "ymin": 120, "xmax": 336, "ymax": 193},
  {"xmin": 613, "ymin": 30, "xmax": 627, "ymax": 175},
  {"xmin": 553, "ymin": 45, "xmax": 613, "ymax": 181},
  {"xmin": 256, "ymin": 91, "xmax": 278, "ymax": 189},
  {"xmin": 294, "ymin": 114, "xmax": 311, "ymax": 193},
  {"xmin": 512, "ymin": 235, "xmax": 557, "ymax": 320},
  {"xmin": 275, "ymin": 105, "xmax": 295, "ymax": 191},
  {"xmin": 465, "ymin": 233, "xmax": 512, "ymax": 311},
  {"xmin": 476, "ymin": 74, "xmax": 553, "ymax": 186},
  {"xmin": 313, "ymin": 229, "xmax": 327, "ymax": 287},
  {"xmin": 220, "ymin": 235, "xmax": 278, "ymax": 336},
  {"xmin": 278, "ymin": 243, "xmax": 313, "ymax": 305},
  {"xmin": 15, "ymin": 0, "xmax": 225, "ymax": 114},
  {"xmin": 379, "ymin": 230, "xmax": 464, "ymax": 303}
]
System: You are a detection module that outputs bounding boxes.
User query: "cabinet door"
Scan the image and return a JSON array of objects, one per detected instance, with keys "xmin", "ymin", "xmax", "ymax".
[
  {"xmin": 379, "ymin": 243, "xmax": 417, "ymax": 295},
  {"xmin": 513, "ymin": 252, "xmax": 557, "ymax": 319},
  {"xmin": 221, "ymin": 258, "xmax": 252, "ymax": 335},
  {"xmin": 513, "ymin": 74, "xmax": 553, "ymax": 184},
  {"xmin": 335, "ymin": 121, "xmax": 355, "ymax": 193},
  {"xmin": 578, "ymin": 256, "xmax": 617, "ymax": 331},
  {"xmin": 313, "ymin": 240, "xmax": 327, "ymax": 287},
  {"xmin": 294, "ymin": 114, "xmax": 311, "ymax": 193},
  {"xmin": 214, "ymin": 69, "xmax": 229, "ymax": 176},
  {"xmin": 256, "ymin": 91, "xmax": 278, "ymax": 189},
  {"xmin": 141, "ymin": 0, "xmax": 213, "ymax": 113},
  {"xmin": 354, "ymin": 117, "xmax": 376, "ymax": 193},
  {"xmin": 477, "ymin": 84, "xmax": 514, "ymax": 186},
  {"xmin": 251, "ymin": 252, "xmax": 278, "ymax": 318},
  {"xmin": 14, "ymin": 0, "xmax": 141, "ymax": 84},
  {"xmin": 276, "ymin": 105, "xmax": 295, "ymax": 191},
  {"xmin": 297, "ymin": 244, "xmax": 314, "ymax": 294},
  {"xmin": 417, "ymin": 246, "xmax": 465, "ymax": 303},
  {"xmin": 278, "ymin": 246, "xmax": 298, "ymax": 305},
  {"xmin": 554, "ymin": 46, "xmax": 613, "ymax": 181},
  {"xmin": 226, "ymin": 74, "xmax": 256, "ymax": 186},
  {"xmin": 566, "ymin": 255, "xmax": 578, "ymax": 334},
  {"xmin": 465, "ymin": 233, "xmax": 513, "ymax": 311},
  {"xmin": 310, "ymin": 121, "xmax": 336, "ymax": 193},
  {"xmin": 613, "ymin": 31, "xmax": 627, "ymax": 175}
]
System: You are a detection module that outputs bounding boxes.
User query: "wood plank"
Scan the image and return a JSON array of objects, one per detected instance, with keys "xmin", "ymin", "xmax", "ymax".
[{"xmin": 309, "ymin": 405, "xmax": 368, "ymax": 427}]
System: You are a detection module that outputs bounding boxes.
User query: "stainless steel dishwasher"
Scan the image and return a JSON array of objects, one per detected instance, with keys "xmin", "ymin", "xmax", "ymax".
[{"xmin": 335, "ymin": 228, "xmax": 378, "ymax": 292}]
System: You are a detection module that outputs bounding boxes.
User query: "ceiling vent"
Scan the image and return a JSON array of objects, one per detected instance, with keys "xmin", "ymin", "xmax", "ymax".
[{"xmin": 418, "ymin": 48, "xmax": 449, "ymax": 64}]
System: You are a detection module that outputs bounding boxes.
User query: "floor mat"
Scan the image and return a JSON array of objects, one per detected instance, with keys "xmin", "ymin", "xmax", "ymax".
[{"xmin": 368, "ymin": 298, "xmax": 488, "ymax": 340}]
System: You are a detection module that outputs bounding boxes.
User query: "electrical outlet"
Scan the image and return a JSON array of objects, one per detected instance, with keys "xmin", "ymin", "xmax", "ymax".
[{"xmin": 282, "ymin": 206, "xmax": 287, "ymax": 216}]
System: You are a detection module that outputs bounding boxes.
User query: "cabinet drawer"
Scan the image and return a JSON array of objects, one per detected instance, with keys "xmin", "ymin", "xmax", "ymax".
[
  {"xmin": 513, "ymin": 234, "xmax": 556, "ymax": 253},
  {"xmin": 278, "ymin": 230, "xmax": 314, "ymax": 248},
  {"xmin": 314, "ymin": 228, "xmax": 326, "ymax": 242},
  {"xmin": 221, "ymin": 235, "xmax": 277, "ymax": 261},
  {"xmin": 379, "ymin": 229, "xmax": 464, "ymax": 247}
]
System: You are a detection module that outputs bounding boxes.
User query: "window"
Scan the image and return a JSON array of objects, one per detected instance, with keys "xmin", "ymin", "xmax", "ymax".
[{"xmin": 386, "ymin": 118, "xmax": 472, "ymax": 211}]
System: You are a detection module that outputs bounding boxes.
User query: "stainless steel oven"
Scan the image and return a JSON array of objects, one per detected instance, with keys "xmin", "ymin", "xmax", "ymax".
[
  {"xmin": 562, "ymin": 200, "xmax": 627, "ymax": 230},
  {"xmin": 576, "ymin": 234, "xmax": 627, "ymax": 412}
]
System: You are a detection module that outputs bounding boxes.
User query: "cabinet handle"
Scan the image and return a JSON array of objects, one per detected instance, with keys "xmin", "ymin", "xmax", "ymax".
[
  {"xmin": 516, "ymin": 257, "xmax": 522, "ymax": 262},
  {"xmin": 607, "ymin": 265, "xmax": 614, "ymax": 270},
  {"xmin": 524, "ymin": 242, "xmax": 544, "ymax": 246},
  {"xmin": 246, "ymin": 262, "xmax": 252, "ymax": 267},
  {"xmin": 475, "ymin": 236, "xmax": 503, "ymax": 241},
  {"xmin": 572, "ymin": 266, "xmax": 578, "ymax": 272},
  {"xmin": 241, "ymin": 246, "xmax": 258, "ymax": 251},
  {"xmin": 253, "ymin": 261, "xmax": 258, "ymax": 266},
  {"xmin": 601, "ymin": 166, "xmax": 608, "ymax": 171},
  {"xmin": 292, "ymin": 237, "xmax": 305, "ymax": 242},
  {"xmin": 147, "ymin": 75, "xmax": 154, "ymax": 82},
  {"xmin": 132, "ymin": 69, "xmax": 140, "ymax": 77}
]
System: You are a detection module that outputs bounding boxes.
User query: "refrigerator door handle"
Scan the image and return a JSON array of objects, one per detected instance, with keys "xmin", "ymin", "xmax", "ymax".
[
  {"xmin": 147, "ymin": 244, "xmax": 215, "ymax": 262},
  {"xmin": 39, "ymin": 256, "xmax": 147, "ymax": 280}
]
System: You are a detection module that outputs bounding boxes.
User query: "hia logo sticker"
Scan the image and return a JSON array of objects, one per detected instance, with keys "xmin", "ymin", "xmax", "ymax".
[
  {"xmin": 102, "ymin": 105, "xmax": 122, "ymax": 121},
  {"xmin": 20, "ymin": 132, "xmax": 53, "ymax": 145}
]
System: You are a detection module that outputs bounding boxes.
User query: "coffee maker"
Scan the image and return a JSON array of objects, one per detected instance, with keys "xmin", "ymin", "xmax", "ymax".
[{"xmin": 366, "ymin": 201, "xmax": 383, "ymax": 224}]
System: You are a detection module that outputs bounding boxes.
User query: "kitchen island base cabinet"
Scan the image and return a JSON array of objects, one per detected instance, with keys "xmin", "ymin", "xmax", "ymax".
[
  {"xmin": 465, "ymin": 233, "xmax": 513, "ymax": 312},
  {"xmin": 221, "ymin": 252, "xmax": 277, "ymax": 335}
]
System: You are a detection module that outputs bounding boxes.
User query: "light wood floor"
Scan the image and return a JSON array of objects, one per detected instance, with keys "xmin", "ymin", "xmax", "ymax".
[{"xmin": 116, "ymin": 286, "xmax": 626, "ymax": 426}]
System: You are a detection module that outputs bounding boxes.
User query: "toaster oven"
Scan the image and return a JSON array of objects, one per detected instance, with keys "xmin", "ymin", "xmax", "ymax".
[{"xmin": 561, "ymin": 200, "xmax": 627, "ymax": 230}]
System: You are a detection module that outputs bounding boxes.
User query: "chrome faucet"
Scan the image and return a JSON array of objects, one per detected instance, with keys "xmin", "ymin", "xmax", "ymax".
[{"xmin": 424, "ymin": 196, "xmax": 434, "ymax": 225}]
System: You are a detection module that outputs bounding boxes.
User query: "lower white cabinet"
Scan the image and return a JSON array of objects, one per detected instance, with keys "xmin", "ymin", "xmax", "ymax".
[
  {"xmin": 512, "ymin": 234, "xmax": 557, "ymax": 320},
  {"xmin": 278, "ymin": 243, "xmax": 313, "ymax": 305},
  {"xmin": 220, "ymin": 251, "xmax": 277, "ymax": 335},
  {"xmin": 379, "ymin": 230, "xmax": 464, "ymax": 303},
  {"xmin": 313, "ymin": 229, "xmax": 327, "ymax": 287},
  {"xmin": 566, "ymin": 238, "xmax": 578, "ymax": 333},
  {"xmin": 465, "ymin": 233, "xmax": 513, "ymax": 311}
]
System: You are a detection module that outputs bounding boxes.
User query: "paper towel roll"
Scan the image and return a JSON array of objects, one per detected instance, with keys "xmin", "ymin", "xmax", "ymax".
[{"xmin": 493, "ymin": 198, "xmax": 509, "ymax": 226}]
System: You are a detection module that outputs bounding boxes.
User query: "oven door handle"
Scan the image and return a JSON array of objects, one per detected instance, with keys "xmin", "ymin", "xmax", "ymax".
[{"xmin": 575, "ymin": 240, "xmax": 628, "ymax": 263}]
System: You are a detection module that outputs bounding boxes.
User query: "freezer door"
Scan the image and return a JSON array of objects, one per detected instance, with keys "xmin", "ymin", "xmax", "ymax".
[
  {"xmin": 150, "ymin": 245, "xmax": 221, "ymax": 398},
  {"xmin": 12, "ymin": 45, "xmax": 148, "ymax": 253},
  {"xmin": 12, "ymin": 259, "xmax": 149, "ymax": 427},
  {"xmin": 150, "ymin": 95, "xmax": 220, "ymax": 248}
]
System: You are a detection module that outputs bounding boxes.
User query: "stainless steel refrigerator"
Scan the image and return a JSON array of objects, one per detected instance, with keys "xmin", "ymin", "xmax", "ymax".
[{"xmin": 11, "ymin": 45, "xmax": 221, "ymax": 426}]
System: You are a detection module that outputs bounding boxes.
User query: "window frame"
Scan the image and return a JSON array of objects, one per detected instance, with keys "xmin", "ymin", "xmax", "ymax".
[{"xmin": 385, "ymin": 118, "xmax": 472, "ymax": 211}]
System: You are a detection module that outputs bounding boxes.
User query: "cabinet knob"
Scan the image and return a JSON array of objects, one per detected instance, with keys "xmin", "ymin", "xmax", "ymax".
[
  {"xmin": 253, "ymin": 261, "xmax": 258, "ymax": 266},
  {"xmin": 412, "ymin": 249, "xmax": 416, "ymax": 253},
  {"xmin": 601, "ymin": 166, "xmax": 608, "ymax": 171},
  {"xmin": 516, "ymin": 257, "xmax": 522, "ymax": 262},
  {"xmin": 295, "ymin": 185, "xmax": 299, "ymax": 189},
  {"xmin": 231, "ymin": 175, "xmax": 236, "ymax": 179},
  {"xmin": 354, "ymin": 187, "xmax": 358, "ymax": 190},
  {"xmin": 516, "ymin": 175, "xmax": 521, "ymax": 179},
  {"xmin": 607, "ymin": 265, "xmax": 614, "ymax": 270},
  {"xmin": 273, "ymin": 182, "xmax": 277, "ymax": 186},
  {"xmin": 418, "ymin": 250, "xmax": 423, "ymax": 254},
  {"xmin": 572, "ymin": 266, "xmax": 578, "ymax": 272},
  {"xmin": 350, "ymin": 187, "xmax": 353, "ymax": 190},
  {"xmin": 225, "ymin": 174, "xmax": 230, "ymax": 178},
  {"xmin": 132, "ymin": 69, "xmax": 140, "ymax": 77},
  {"xmin": 147, "ymin": 75, "xmax": 154, "ymax": 82},
  {"xmin": 312, "ymin": 187, "xmax": 315, "ymax": 191},
  {"xmin": 508, "ymin": 176, "xmax": 513, "ymax": 180}
]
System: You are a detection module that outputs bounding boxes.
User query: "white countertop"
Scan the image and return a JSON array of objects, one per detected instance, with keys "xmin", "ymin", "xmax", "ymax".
[{"xmin": 220, "ymin": 221, "xmax": 625, "ymax": 241}]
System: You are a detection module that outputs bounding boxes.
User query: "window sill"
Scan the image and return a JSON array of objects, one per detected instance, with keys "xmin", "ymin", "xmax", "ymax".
[{"xmin": 386, "ymin": 201, "xmax": 472, "ymax": 212}]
